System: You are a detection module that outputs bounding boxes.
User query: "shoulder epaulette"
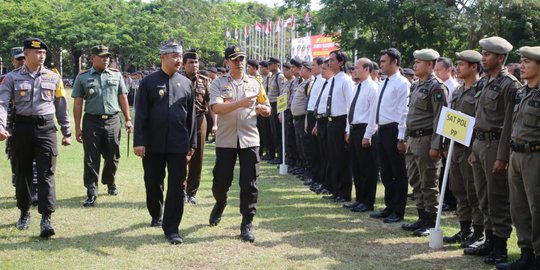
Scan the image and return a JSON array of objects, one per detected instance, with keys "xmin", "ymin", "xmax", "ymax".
[{"xmin": 79, "ymin": 70, "xmax": 89, "ymax": 75}]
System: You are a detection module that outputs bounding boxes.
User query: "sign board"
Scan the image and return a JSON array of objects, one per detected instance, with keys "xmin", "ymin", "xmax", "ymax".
[
  {"xmin": 291, "ymin": 34, "xmax": 340, "ymax": 61},
  {"xmin": 436, "ymin": 106, "xmax": 475, "ymax": 147},
  {"xmin": 277, "ymin": 93, "xmax": 288, "ymax": 113}
]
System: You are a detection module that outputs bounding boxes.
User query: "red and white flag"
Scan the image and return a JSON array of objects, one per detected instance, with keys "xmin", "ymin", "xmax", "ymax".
[
  {"xmin": 264, "ymin": 20, "xmax": 272, "ymax": 35},
  {"xmin": 285, "ymin": 15, "xmax": 295, "ymax": 28},
  {"xmin": 275, "ymin": 18, "xmax": 283, "ymax": 32},
  {"xmin": 254, "ymin": 22, "xmax": 263, "ymax": 32},
  {"xmin": 226, "ymin": 27, "xmax": 231, "ymax": 39},
  {"xmin": 234, "ymin": 28, "xmax": 239, "ymax": 40},
  {"xmin": 244, "ymin": 24, "xmax": 249, "ymax": 39}
]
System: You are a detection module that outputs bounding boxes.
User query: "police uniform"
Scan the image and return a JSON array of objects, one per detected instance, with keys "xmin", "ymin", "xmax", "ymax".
[
  {"xmin": 283, "ymin": 62, "xmax": 300, "ymax": 168},
  {"xmin": 402, "ymin": 49, "xmax": 447, "ymax": 236},
  {"xmin": 443, "ymin": 50, "xmax": 483, "ymax": 246},
  {"xmin": 180, "ymin": 49, "xmax": 211, "ymax": 203},
  {"xmin": 72, "ymin": 45, "xmax": 129, "ymax": 205},
  {"xmin": 267, "ymin": 57, "xmax": 286, "ymax": 163},
  {"xmin": 464, "ymin": 37, "xmax": 521, "ymax": 263},
  {"xmin": 259, "ymin": 62, "xmax": 274, "ymax": 160},
  {"xmin": 133, "ymin": 40, "xmax": 196, "ymax": 241},
  {"xmin": 290, "ymin": 62, "xmax": 313, "ymax": 173},
  {"xmin": 0, "ymin": 38, "xmax": 70, "ymax": 238}
]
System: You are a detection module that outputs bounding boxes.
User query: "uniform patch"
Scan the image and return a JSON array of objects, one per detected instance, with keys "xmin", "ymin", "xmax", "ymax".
[{"xmin": 435, "ymin": 89, "xmax": 444, "ymax": 102}]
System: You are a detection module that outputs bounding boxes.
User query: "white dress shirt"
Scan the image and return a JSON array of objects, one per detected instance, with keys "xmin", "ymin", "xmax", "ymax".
[
  {"xmin": 317, "ymin": 71, "xmax": 354, "ymax": 116},
  {"xmin": 444, "ymin": 77, "xmax": 460, "ymax": 107},
  {"xmin": 306, "ymin": 74, "xmax": 325, "ymax": 111},
  {"xmin": 346, "ymin": 77, "xmax": 379, "ymax": 137},
  {"xmin": 373, "ymin": 72, "xmax": 410, "ymax": 139},
  {"xmin": 315, "ymin": 76, "xmax": 333, "ymax": 115}
]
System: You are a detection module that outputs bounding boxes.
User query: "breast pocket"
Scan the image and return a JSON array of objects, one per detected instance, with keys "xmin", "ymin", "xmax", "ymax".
[
  {"xmin": 523, "ymin": 103, "xmax": 540, "ymax": 127},
  {"xmin": 461, "ymin": 94, "xmax": 476, "ymax": 115},
  {"xmin": 40, "ymin": 82, "xmax": 56, "ymax": 102},
  {"xmin": 413, "ymin": 92, "xmax": 429, "ymax": 110},
  {"xmin": 484, "ymin": 90, "xmax": 500, "ymax": 111},
  {"xmin": 14, "ymin": 82, "xmax": 32, "ymax": 104}
]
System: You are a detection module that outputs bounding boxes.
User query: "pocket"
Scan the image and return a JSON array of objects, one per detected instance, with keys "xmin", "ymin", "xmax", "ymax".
[
  {"xmin": 461, "ymin": 95, "xmax": 476, "ymax": 115},
  {"xmin": 523, "ymin": 106, "xmax": 540, "ymax": 127},
  {"xmin": 14, "ymin": 82, "xmax": 32, "ymax": 103},
  {"xmin": 414, "ymin": 92, "xmax": 429, "ymax": 110},
  {"xmin": 484, "ymin": 90, "xmax": 499, "ymax": 111},
  {"xmin": 40, "ymin": 82, "xmax": 56, "ymax": 102}
]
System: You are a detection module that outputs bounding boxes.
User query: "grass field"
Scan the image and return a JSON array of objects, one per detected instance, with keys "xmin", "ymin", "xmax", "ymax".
[{"xmin": 0, "ymin": 106, "xmax": 519, "ymax": 269}]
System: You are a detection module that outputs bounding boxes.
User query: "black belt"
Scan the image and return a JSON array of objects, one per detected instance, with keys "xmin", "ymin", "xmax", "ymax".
[
  {"xmin": 350, "ymin": 123, "xmax": 368, "ymax": 129},
  {"xmin": 510, "ymin": 141, "xmax": 540, "ymax": 153},
  {"xmin": 315, "ymin": 113, "xmax": 328, "ymax": 119},
  {"xmin": 86, "ymin": 113, "xmax": 118, "ymax": 120},
  {"xmin": 474, "ymin": 130, "xmax": 501, "ymax": 141},
  {"xmin": 328, "ymin": 115, "xmax": 346, "ymax": 122},
  {"xmin": 293, "ymin": 115, "xmax": 306, "ymax": 120},
  {"xmin": 15, "ymin": 114, "xmax": 54, "ymax": 125},
  {"xmin": 378, "ymin": 122, "xmax": 398, "ymax": 129},
  {"xmin": 407, "ymin": 128, "xmax": 433, "ymax": 137}
]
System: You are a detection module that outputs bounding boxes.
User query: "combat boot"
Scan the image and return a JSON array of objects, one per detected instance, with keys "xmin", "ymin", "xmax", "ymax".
[
  {"xmin": 444, "ymin": 221, "xmax": 472, "ymax": 244},
  {"xmin": 464, "ymin": 230, "xmax": 493, "ymax": 256},
  {"xmin": 495, "ymin": 248, "xmax": 535, "ymax": 270},
  {"xmin": 209, "ymin": 202, "xmax": 227, "ymax": 226},
  {"xmin": 402, "ymin": 208, "xmax": 425, "ymax": 231},
  {"xmin": 240, "ymin": 215, "xmax": 255, "ymax": 242},
  {"xmin": 461, "ymin": 225, "xmax": 484, "ymax": 248},
  {"xmin": 16, "ymin": 210, "xmax": 31, "ymax": 230},
  {"xmin": 413, "ymin": 212, "xmax": 435, "ymax": 237},
  {"xmin": 484, "ymin": 236, "xmax": 508, "ymax": 265},
  {"xmin": 40, "ymin": 214, "xmax": 55, "ymax": 238}
]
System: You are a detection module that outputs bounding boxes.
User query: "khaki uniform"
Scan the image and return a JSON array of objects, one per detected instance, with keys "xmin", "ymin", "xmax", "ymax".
[
  {"xmin": 509, "ymin": 85, "xmax": 540, "ymax": 252},
  {"xmin": 449, "ymin": 82, "xmax": 483, "ymax": 225},
  {"xmin": 471, "ymin": 69, "xmax": 521, "ymax": 238},
  {"xmin": 406, "ymin": 74, "xmax": 447, "ymax": 214}
]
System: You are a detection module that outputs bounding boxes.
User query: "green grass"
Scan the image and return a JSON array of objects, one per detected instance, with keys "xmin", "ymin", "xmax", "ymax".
[{"xmin": 0, "ymin": 100, "xmax": 519, "ymax": 269}]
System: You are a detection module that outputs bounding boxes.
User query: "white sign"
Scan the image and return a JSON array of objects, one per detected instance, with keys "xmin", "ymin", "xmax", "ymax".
[{"xmin": 436, "ymin": 107, "xmax": 475, "ymax": 147}]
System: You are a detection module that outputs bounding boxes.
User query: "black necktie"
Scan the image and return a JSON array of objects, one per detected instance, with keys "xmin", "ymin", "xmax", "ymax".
[
  {"xmin": 313, "ymin": 80, "xmax": 328, "ymax": 115},
  {"xmin": 348, "ymin": 83, "xmax": 362, "ymax": 123},
  {"xmin": 325, "ymin": 78, "xmax": 336, "ymax": 116},
  {"xmin": 375, "ymin": 78, "xmax": 389, "ymax": 124}
]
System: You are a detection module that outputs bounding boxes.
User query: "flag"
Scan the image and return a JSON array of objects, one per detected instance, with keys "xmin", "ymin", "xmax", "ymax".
[
  {"xmin": 285, "ymin": 15, "xmax": 295, "ymax": 28},
  {"xmin": 275, "ymin": 18, "xmax": 283, "ymax": 32},
  {"xmin": 226, "ymin": 27, "xmax": 231, "ymax": 39},
  {"xmin": 234, "ymin": 28, "xmax": 239, "ymax": 40},
  {"xmin": 264, "ymin": 20, "xmax": 272, "ymax": 35},
  {"xmin": 244, "ymin": 24, "xmax": 249, "ymax": 39},
  {"xmin": 255, "ymin": 22, "xmax": 263, "ymax": 32},
  {"xmin": 304, "ymin": 12, "xmax": 311, "ymax": 27}
]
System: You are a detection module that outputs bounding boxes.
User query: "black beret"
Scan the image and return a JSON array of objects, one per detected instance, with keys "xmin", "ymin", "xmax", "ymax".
[
  {"xmin": 301, "ymin": 61, "xmax": 313, "ymax": 69},
  {"xmin": 183, "ymin": 48, "xmax": 199, "ymax": 60},
  {"xmin": 217, "ymin": 67, "xmax": 227, "ymax": 73},
  {"xmin": 207, "ymin": 67, "xmax": 218, "ymax": 73},
  {"xmin": 282, "ymin": 63, "xmax": 291, "ymax": 69},
  {"xmin": 259, "ymin": 61, "xmax": 269, "ymax": 68},
  {"xmin": 198, "ymin": 70, "xmax": 209, "ymax": 76},
  {"xmin": 24, "ymin": 37, "xmax": 48, "ymax": 50},
  {"xmin": 224, "ymin": 45, "xmax": 245, "ymax": 60},
  {"xmin": 268, "ymin": 57, "xmax": 280, "ymax": 64},
  {"xmin": 247, "ymin": 59, "xmax": 259, "ymax": 67},
  {"xmin": 290, "ymin": 57, "xmax": 302, "ymax": 67}
]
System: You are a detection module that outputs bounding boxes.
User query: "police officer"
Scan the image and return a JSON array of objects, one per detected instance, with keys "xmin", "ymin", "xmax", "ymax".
[
  {"xmin": 259, "ymin": 60, "xmax": 274, "ymax": 161},
  {"xmin": 496, "ymin": 46, "xmax": 540, "ymax": 270},
  {"xmin": 464, "ymin": 36, "xmax": 521, "ymax": 265},
  {"xmin": 267, "ymin": 57, "xmax": 286, "ymax": 164},
  {"xmin": 181, "ymin": 48, "xmax": 211, "ymax": 205},
  {"xmin": 401, "ymin": 49, "xmax": 447, "ymax": 237},
  {"xmin": 443, "ymin": 50, "xmax": 484, "ymax": 247},
  {"xmin": 133, "ymin": 39, "xmax": 196, "ymax": 244},
  {"xmin": 286, "ymin": 57, "xmax": 304, "ymax": 174},
  {"xmin": 0, "ymin": 37, "xmax": 71, "ymax": 238},
  {"xmin": 208, "ymin": 45, "xmax": 270, "ymax": 243},
  {"xmin": 72, "ymin": 45, "xmax": 132, "ymax": 207}
]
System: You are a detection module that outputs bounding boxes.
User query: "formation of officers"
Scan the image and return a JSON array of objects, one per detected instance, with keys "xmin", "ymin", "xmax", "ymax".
[{"xmin": 0, "ymin": 34, "xmax": 539, "ymax": 269}]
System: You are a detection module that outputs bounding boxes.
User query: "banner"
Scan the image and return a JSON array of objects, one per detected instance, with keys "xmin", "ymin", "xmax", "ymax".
[{"xmin": 291, "ymin": 34, "xmax": 340, "ymax": 61}]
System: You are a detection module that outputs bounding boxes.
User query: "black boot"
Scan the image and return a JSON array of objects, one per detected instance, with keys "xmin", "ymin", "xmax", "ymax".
[
  {"xmin": 444, "ymin": 221, "xmax": 472, "ymax": 244},
  {"xmin": 461, "ymin": 225, "xmax": 484, "ymax": 248},
  {"xmin": 240, "ymin": 215, "xmax": 255, "ymax": 242},
  {"xmin": 209, "ymin": 202, "xmax": 227, "ymax": 226},
  {"xmin": 40, "ymin": 214, "xmax": 55, "ymax": 238},
  {"xmin": 484, "ymin": 236, "xmax": 508, "ymax": 265},
  {"xmin": 464, "ymin": 230, "xmax": 493, "ymax": 256},
  {"xmin": 402, "ymin": 208, "xmax": 425, "ymax": 231},
  {"xmin": 413, "ymin": 212, "xmax": 434, "ymax": 237},
  {"xmin": 496, "ymin": 248, "xmax": 535, "ymax": 270},
  {"xmin": 16, "ymin": 210, "xmax": 31, "ymax": 230}
]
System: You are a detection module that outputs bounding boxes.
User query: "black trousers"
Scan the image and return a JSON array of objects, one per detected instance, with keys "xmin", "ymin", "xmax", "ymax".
[
  {"xmin": 82, "ymin": 114, "xmax": 121, "ymax": 197},
  {"xmin": 293, "ymin": 115, "xmax": 307, "ymax": 167},
  {"xmin": 12, "ymin": 115, "xmax": 57, "ymax": 215},
  {"xmin": 349, "ymin": 124, "xmax": 377, "ymax": 206},
  {"xmin": 212, "ymin": 146, "xmax": 259, "ymax": 217},
  {"xmin": 256, "ymin": 115, "xmax": 266, "ymax": 156},
  {"xmin": 316, "ymin": 117, "xmax": 331, "ymax": 191},
  {"xmin": 184, "ymin": 114, "xmax": 206, "ymax": 196},
  {"xmin": 269, "ymin": 102, "xmax": 282, "ymax": 158},
  {"xmin": 284, "ymin": 109, "xmax": 297, "ymax": 165},
  {"xmin": 305, "ymin": 112, "xmax": 319, "ymax": 181},
  {"xmin": 327, "ymin": 116, "xmax": 352, "ymax": 200},
  {"xmin": 142, "ymin": 152, "xmax": 186, "ymax": 235},
  {"xmin": 376, "ymin": 123, "xmax": 408, "ymax": 217}
]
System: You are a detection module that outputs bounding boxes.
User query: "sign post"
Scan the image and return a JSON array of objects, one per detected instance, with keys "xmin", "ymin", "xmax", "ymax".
[
  {"xmin": 277, "ymin": 93, "xmax": 288, "ymax": 175},
  {"xmin": 429, "ymin": 106, "xmax": 476, "ymax": 249}
]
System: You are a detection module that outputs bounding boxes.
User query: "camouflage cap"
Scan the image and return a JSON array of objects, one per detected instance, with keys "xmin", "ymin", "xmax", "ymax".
[
  {"xmin": 519, "ymin": 46, "xmax": 540, "ymax": 61},
  {"xmin": 160, "ymin": 39, "xmax": 183, "ymax": 54},
  {"xmin": 455, "ymin": 50, "xmax": 482, "ymax": 63},
  {"xmin": 479, "ymin": 36, "xmax": 513, "ymax": 54},
  {"xmin": 413, "ymin": 49, "xmax": 440, "ymax": 61},
  {"xmin": 11, "ymin": 47, "xmax": 24, "ymax": 58}
]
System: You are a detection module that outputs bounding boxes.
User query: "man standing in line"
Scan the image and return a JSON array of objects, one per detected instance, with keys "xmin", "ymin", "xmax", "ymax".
[{"xmin": 267, "ymin": 57, "xmax": 286, "ymax": 164}]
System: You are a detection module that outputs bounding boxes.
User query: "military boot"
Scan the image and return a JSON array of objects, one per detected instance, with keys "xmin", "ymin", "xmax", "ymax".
[
  {"xmin": 240, "ymin": 215, "xmax": 255, "ymax": 242},
  {"xmin": 16, "ymin": 210, "xmax": 31, "ymax": 230},
  {"xmin": 461, "ymin": 225, "xmax": 484, "ymax": 248},
  {"xmin": 40, "ymin": 214, "xmax": 55, "ymax": 238},
  {"xmin": 495, "ymin": 248, "xmax": 535, "ymax": 270},
  {"xmin": 209, "ymin": 202, "xmax": 227, "ymax": 226},
  {"xmin": 413, "ymin": 212, "xmax": 435, "ymax": 237},
  {"xmin": 444, "ymin": 221, "xmax": 472, "ymax": 244},
  {"xmin": 484, "ymin": 236, "xmax": 508, "ymax": 265},
  {"xmin": 402, "ymin": 208, "xmax": 425, "ymax": 231},
  {"xmin": 464, "ymin": 230, "xmax": 493, "ymax": 256}
]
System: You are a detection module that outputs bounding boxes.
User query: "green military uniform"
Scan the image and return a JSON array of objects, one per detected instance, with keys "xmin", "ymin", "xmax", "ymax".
[
  {"xmin": 71, "ymin": 45, "xmax": 128, "ymax": 202},
  {"xmin": 403, "ymin": 49, "xmax": 447, "ymax": 237}
]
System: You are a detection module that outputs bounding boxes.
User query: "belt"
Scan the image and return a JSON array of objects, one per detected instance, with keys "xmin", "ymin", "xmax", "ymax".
[
  {"xmin": 328, "ymin": 115, "xmax": 346, "ymax": 122},
  {"xmin": 350, "ymin": 123, "xmax": 368, "ymax": 129},
  {"xmin": 15, "ymin": 114, "xmax": 54, "ymax": 125},
  {"xmin": 315, "ymin": 113, "xmax": 328, "ymax": 119},
  {"xmin": 86, "ymin": 113, "xmax": 118, "ymax": 120},
  {"xmin": 407, "ymin": 128, "xmax": 433, "ymax": 137},
  {"xmin": 474, "ymin": 130, "xmax": 501, "ymax": 141},
  {"xmin": 293, "ymin": 115, "xmax": 306, "ymax": 120},
  {"xmin": 510, "ymin": 141, "xmax": 540, "ymax": 153},
  {"xmin": 378, "ymin": 122, "xmax": 398, "ymax": 129}
]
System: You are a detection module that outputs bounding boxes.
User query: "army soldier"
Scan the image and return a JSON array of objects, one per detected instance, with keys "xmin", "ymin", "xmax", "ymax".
[
  {"xmin": 267, "ymin": 57, "xmax": 286, "ymax": 164},
  {"xmin": 72, "ymin": 45, "xmax": 132, "ymax": 207},
  {"xmin": 401, "ymin": 49, "xmax": 447, "ymax": 237},
  {"xmin": 496, "ymin": 47, "xmax": 540, "ymax": 270},
  {"xmin": 0, "ymin": 37, "xmax": 71, "ymax": 238},
  {"xmin": 180, "ymin": 48, "xmax": 211, "ymax": 205},
  {"xmin": 464, "ymin": 36, "xmax": 521, "ymax": 265},
  {"xmin": 133, "ymin": 39, "xmax": 196, "ymax": 244},
  {"xmin": 208, "ymin": 45, "xmax": 270, "ymax": 243},
  {"xmin": 442, "ymin": 50, "xmax": 484, "ymax": 247}
]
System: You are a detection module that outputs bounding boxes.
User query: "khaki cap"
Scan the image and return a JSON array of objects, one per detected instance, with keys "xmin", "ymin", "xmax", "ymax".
[
  {"xmin": 413, "ymin": 49, "xmax": 440, "ymax": 61},
  {"xmin": 519, "ymin": 46, "xmax": 540, "ymax": 61},
  {"xmin": 455, "ymin": 50, "xmax": 482, "ymax": 63},
  {"xmin": 479, "ymin": 36, "xmax": 513, "ymax": 54}
]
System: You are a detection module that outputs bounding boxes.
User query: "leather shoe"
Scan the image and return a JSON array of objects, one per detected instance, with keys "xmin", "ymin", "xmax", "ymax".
[
  {"xmin": 401, "ymin": 219, "xmax": 425, "ymax": 231},
  {"xmin": 16, "ymin": 211, "xmax": 31, "ymax": 230},
  {"xmin": 150, "ymin": 218, "xmax": 162, "ymax": 227},
  {"xmin": 332, "ymin": 196, "xmax": 348, "ymax": 203},
  {"xmin": 370, "ymin": 210, "xmax": 390, "ymax": 219},
  {"xmin": 343, "ymin": 201, "xmax": 361, "ymax": 209},
  {"xmin": 83, "ymin": 196, "xmax": 97, "ymax": 207},
  {"xmin": 412, "ymin": 226, "xmax": 431, "ymax": 237},
  {"xmin": 187, "ymin": 196, "xmax": 197, "ymax": 204},
  {"xmin": 108, "ymin": 185, "xmax": 119, "ymax": 196},
  {"xmin": 209, "ymin": 202, "xmax": 226, "ymax": 226},
  {"xmin": 240, "ymin": 223, "xmax": 255, "ymax": 242},
  {"xmin": 165, "ymin": 233, "xmax": 183, "ymax": 244},
  {"xmin": 40, "ymin": 214, "xmax": 55, "ymax": 238},
  {"xmin": 383, "ymin": 213, "xmax": 403, "ymax": 223},
  {"xmin": 351, "ymin": 203, "xmax": 373, "ymax": 213}
]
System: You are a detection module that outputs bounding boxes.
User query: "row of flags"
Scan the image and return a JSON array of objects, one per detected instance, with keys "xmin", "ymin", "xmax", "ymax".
[{"xmin": 225, "ymin": 14, "xmax": 306, "ymax": 40}]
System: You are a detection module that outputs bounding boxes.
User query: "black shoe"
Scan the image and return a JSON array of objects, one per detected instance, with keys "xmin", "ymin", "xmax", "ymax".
[
  {"xmin": 187, "ymin": 196, "xmax": 197, "ymax": 204},
  {"xmin": 461, "ymin": 232, "xmax": 484, "ymax": 248},
  {"xmin": 209, "ymin": 203, "xmax": 226, "ymax": 226},
  {"xmin": 343, "ymin": 201, "xmax": 361, "ymax": 209},
  {"xmin": 464, "ymin": 239, "xmax": 493, "ymax": 256},
  {"xmin": 402, "ymin": 219, "xmax": 425, "ymax": 231},
  {"xmin": 107, "ymin": 185, "xmax": 119, "ymax": 196},
  {"xmin": 370, "ymin": 210, "xmax": 390, "ymax": 219},
  {"xmin": 496, "ymin": 248, "xmax": 535, "ymax": 270},
  {"xmin": 383, "ymin": 213, "xmax": 403, "ymax": 223},
  {"xmin": 83, "ymin": 196, "xmax": 97, "ymax": 207},
  {"xmin": 484, "ymin": 236, "xmax": 508, "ymax": 265},
  {"xmin": 332, "ymin": 196, "xmax": 348, "ymax": 203},
  {"xmin": 412, "ymin": 225, "xmax": 431, "ymax": 237},
  {"xmin": 240, "ymin": 223, "xmax": 255, "ymax": 242},
  {"xmin": 351, "ymin": 203, "xmax": 373, "ymax": 213},
  {"xmin": 16, "ymin": 211, "xmax": 31, "ymax": 230},
  {"xmin": 303, "ymin": 179, "xmax": 313, "ymax": 186},
  {"xmin": 150, "ymin": 218, "xmax": 162, "ymax": 227},
  {"xmin": 441, "ymin": 203, "xmax": 456, "ymax": 212},
  {"xmin": 319, "ymin": 189, "xmax": 331, "ymax": 195},
  {"xmin": 165, "ymin": 233, "xmax": 183, "ymax": 245},
  {"xmin": 444, "ymin": 230, "xmax": 473, "ymax": 244},
  {"xmin": 40, "ymin": 214, "xmax": 55, "ymax": 238},
  {"xmin": 322, "ymin": 195, "xmax": 335, "ymax": 200}
]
